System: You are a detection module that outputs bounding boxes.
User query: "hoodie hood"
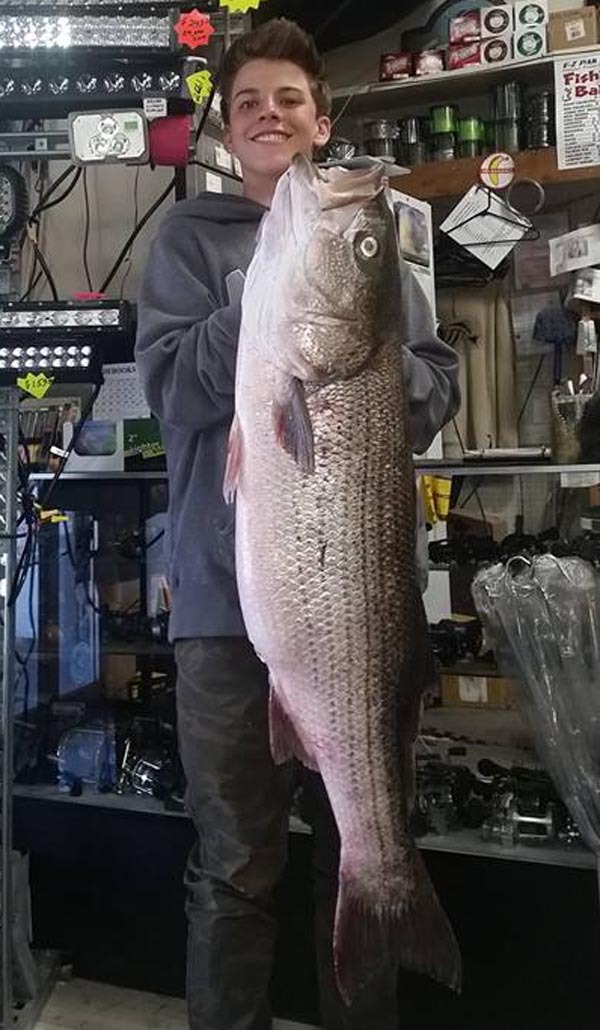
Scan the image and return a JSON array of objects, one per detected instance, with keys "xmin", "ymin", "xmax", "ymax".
[{"xmin": 164, "ymin": 191, "xmax": 266, "ymax": 226}]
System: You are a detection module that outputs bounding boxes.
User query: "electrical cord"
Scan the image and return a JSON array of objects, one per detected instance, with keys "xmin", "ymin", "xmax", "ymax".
[
  {"xmin": 99, "ymin": 174, "xmax": 177, "ymax": 295},
  {"xmin": 38, "ymin": 380, "xmax": 103, "ymax": 511},
  {"xmin": 82, "ymin": 169, "xmax": 94, "ymax": 292},
  {"xmin": 119, "ymin": 168, "xmax": 141, "ymax": 300},
  {"xmin": 30, "ymin": 238, "xmax": 59, "ymax": 302}
]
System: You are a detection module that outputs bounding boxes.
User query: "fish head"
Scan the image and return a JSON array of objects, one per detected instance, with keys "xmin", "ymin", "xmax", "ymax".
[{"xmin": 286, "ymin": 155, "xmax": 401, "ymax": 379}]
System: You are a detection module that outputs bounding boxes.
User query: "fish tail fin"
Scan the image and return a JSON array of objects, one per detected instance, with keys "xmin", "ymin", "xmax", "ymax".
[
  {"xmin": 334, "ymin": 852, "xmax": 462, "ymax": 1006},
  {"xmin": 223, "ymin": 415, "xmax": 242, "ymax": 504}
]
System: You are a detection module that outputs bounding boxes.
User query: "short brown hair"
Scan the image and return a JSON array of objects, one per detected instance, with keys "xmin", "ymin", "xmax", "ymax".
[{"xmin": 220, "ymin": 18, "xmax": 332, "ymax": 124}]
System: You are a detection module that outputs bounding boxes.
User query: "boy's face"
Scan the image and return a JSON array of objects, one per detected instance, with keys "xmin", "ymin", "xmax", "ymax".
[{"xmin": 224, "ymin": 59, "xmax": 331, "ymax": 189}]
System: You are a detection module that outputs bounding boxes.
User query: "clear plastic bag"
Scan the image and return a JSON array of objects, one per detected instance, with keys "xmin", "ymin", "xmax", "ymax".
[{"xmin": 472, "ymin": 555, "xmax": 600, "ymax": 854}]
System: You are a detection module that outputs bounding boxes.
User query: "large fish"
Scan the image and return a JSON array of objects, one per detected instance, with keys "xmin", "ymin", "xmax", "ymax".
[{"xmin": 224, "ymin": 155, "xmax": 461, "ymax": 1003}]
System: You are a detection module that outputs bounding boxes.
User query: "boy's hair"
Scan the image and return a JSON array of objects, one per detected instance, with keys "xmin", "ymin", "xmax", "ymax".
[{"xmin": 220, "ymin": 18, "xmax": 332, "ymax": 124}]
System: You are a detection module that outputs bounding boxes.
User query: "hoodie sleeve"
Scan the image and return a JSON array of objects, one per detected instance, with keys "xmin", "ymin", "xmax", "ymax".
[
  {"xmin": 135, "ymin": 217, "xmax": 241, "ymax": 431},
  {"xmin": 400, "ymin": 260, "xmax": 460, "ymax": 454}
]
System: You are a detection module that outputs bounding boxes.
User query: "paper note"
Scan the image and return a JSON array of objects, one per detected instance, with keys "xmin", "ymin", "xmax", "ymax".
[
  {"xmin": 206, "ymin": 171, "xmax": 222, "ymax": 194},
  {"xmin": 440, "ymin": 185, "xmax": 531, "ymax": 270},
  {"xmin": 554, "ymin": 52, "xmax": 600, "ymax": 170},
  {"xmin": 549, "ymin": 224, "xmax": 600, "ymax": 277},
  {"xmin": 93, "ymin": 363, "xmax": 150, "ymax": 421}
]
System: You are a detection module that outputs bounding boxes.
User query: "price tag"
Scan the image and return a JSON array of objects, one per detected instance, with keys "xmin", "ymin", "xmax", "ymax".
[
  {"xmin": 220, "ymin": 0, "xmax": 264, "ymax": 12},
  {"xmin": 143, "ymin": 97, "xmax": 168, "ymax": 121},
  {"xmin": 174, "ymin": 10, "xmax": 215, "ymax": 49},
  {"xmin": 34, "ymin": 138, "xmax": 48, "ymax": 152},
  {"xmin": 214, "ymin": 143, "xmax": 233, "ymax": 172},
  {"xmin": 233, "ymin": 156, "xmax": 242, "ymax": 179},
  {"xmin": 186, "ymin": 69, "xmax": 214, "ymax": 105},
  {"xmin": 206, "ymin": 171, "xmax": 222, "ymax": 194},
  {"xmin": 17, "ymin": 372, "xmax": 54, "ymax": 399}
]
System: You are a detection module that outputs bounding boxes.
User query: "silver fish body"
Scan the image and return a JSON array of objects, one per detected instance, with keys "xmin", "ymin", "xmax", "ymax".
[{"xmin": 225, "ymin": 156, "xmax": 460, "ymax": 1002}]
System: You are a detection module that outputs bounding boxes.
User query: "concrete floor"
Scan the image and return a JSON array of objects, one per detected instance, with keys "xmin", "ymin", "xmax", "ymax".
[{"xmin": 37, "ymin": 978, "xmax": 320, "ymax": 1030}]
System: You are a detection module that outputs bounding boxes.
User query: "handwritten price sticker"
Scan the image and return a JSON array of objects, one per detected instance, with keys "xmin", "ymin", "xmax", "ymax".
[
  {"xmin": 186, "ymin": 69, "xmax": 214, "ymax": 105},
  {"xmin": 17, "ymin": 372, "xmax": 54, "ymax": 399},
  {"xmin": 174, "ymin": 10, "xmax": 215, "ymax": 50},
  {"xmin": 220, "ymin": 0, "xmax": 264, "ymax": 13}
]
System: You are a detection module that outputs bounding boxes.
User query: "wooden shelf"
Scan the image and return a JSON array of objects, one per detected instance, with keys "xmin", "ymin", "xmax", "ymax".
[
  {"xmin": 332, "ymin": 45, "xmax": 600, "ymax": 117},
  {"xmin": 390, "ymin": 147, "xmax": 600, "ymax": 201}
]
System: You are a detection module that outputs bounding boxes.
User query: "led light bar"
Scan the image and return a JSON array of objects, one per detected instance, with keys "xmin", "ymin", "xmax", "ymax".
[
  {"xmin": 0, "ymin": 14, "xmax": 173, "ymax": 50},
  {"xmin": 0, "ymin": 343, "xmax": 92, "ymax": 370},
  {"xmin": 0, "ymin": 164, "xmax": 28, "ymax": 246},
  {"xmin": 0, "ymin": 301, "xmax": 129, "ymax": 334},
  {"xmin": 69, "ymin": 111, "xmax": 149, "ymax": 165},
  {"xmin": 0, "ymin": 67, "xmax": 183, "ymax": 100}
]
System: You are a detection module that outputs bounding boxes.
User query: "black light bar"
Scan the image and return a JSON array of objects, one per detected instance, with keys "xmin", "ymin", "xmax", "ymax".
[
  {"xmin": 0, "ymin": 301, "xmax": 131, "ymax": 386},
  {"xmin": 0, "ymin": 65, "xmax": 184, "ymax": 101},
  {"xmin": 0, "ymin": 13, "xmax": 174, "ymax": 51}
]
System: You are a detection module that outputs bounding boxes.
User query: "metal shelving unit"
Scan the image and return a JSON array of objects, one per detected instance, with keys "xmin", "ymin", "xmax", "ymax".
[{"xmin": 414, "ymin": 461, "xmax": 600, "ymax": 477}]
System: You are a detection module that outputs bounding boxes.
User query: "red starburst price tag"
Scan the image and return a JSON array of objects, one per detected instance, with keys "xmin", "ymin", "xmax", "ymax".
[{"xmin": 174, "ymin": 10, "xmax": 216, "ymax": 50}]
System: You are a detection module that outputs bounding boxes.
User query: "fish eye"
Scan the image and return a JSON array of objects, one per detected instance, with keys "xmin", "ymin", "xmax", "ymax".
[{"xmin": 357, "ymin": 235, "xmax": 379, "ymax": 260}]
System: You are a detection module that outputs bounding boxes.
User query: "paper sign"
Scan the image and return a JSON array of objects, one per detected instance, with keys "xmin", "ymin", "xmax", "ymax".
[
  {"xmin": 186, "ymin": 69, "xmax": 214, "ymax": 105},
  {"xmin": 554, "ymin": 52, "xmax": 600, "ymax": 170},
  {"xmin": 233, "ymin": 156, "xmax": 242, "ymax": 179},
  {"xmin": 174, "ymin": 10, "xmax": 215, "ymax": 50},
  {"xmin": 440, "ymin": 184, "xmax": 531, "ymax": 270},
  {"xmin": 206, "ymin": 171, "xmax": 222, "ymax": 193},
  {"xmin": 550, "ymin": 224, "xmax": 600, "ymax": 277},
  {"xmin": 143, "ymin": 97, "xmax": 167, "ymax": 121},
  {"xmin": 17, "ymin": 372, "xmax": 54, "ymax": 399},
  {"xmin": 214, "ymin": 143, "xmax": 233, "ymax": 172},
  {"xmin": 459, "ymin": 676, "xmax": 488, "ymax": 704},
  {"xmin": 220, "ymin": 0, "xmax": 263, "ymax": 12}
]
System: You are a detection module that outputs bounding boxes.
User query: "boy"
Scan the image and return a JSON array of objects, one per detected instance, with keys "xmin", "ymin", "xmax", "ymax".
[{"xmin": 136, "ymin": 18, "xmax": 460, "ymax": 1030}]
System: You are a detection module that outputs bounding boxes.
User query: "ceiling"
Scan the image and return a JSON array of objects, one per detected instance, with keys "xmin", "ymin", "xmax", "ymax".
[{"xmin": 256, "ymin": 0, "xmax": 426, "ymax": 52}]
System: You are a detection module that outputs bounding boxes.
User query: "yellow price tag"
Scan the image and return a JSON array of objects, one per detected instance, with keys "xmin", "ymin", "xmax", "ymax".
[
  {"xmin": 186, "ymin": 69, "xmax": 214, "ymax": 105},
  {"xmin": 219, "ymin": 0, "xmax": 264, "ymax": 12},
  {"xmin": 17, "ymin": 372, "xmax": 54, "ymax": 399}
]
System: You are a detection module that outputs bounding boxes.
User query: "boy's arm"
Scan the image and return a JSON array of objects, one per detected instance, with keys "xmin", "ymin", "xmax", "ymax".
[
  {"xmin": 400, "ymin": 261, "xmax": 460, "ymax": 454},
  {"xmin": 135, "ymin": 219, "xmax": 241, "ymax": 431}
]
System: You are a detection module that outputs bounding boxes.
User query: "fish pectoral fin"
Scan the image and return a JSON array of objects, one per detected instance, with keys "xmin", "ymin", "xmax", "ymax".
[
  {"xmin": 273, "ymin": 378, "xmax": 315, "ymax": 474},
  {"xmin": 269, "ymin": 684, "xmax": 319, "ymax": 771},
  {"xmin": 223, "ymin": 415, "xmax": 243, "ymax": 504},
  {"xmin": 334, "ymin": 853, "xmax": 462, "ymax": 1005}
]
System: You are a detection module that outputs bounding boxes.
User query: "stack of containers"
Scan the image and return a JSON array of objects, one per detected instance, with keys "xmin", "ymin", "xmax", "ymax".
[{"xmin": 493, "ymin": 81, "xmax": 523, "ymax": 152}]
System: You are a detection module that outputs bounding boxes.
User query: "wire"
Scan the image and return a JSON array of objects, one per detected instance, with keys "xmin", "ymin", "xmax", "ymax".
[
  {"xmin": 35, "ymin": 167, "xmax": 81, "ymax": 217},
  {"xmin": 82, "ymin": 169, "xmax": 93, "ymax": 292},
  {"xmin": 195, "ymin": 78, "xmax": 219, "ymax": 144},
  {"xmin": 99, "ymin": 174, "xmax": 177, "ymax": 295},
  {"xmin": 190, "ymin": 159, "xmax": 240, "ymax": 183},
  {"xmin": 62, "ymin": 519, "xmax": 105, "ymax": 617},
  {"xmin": 38, "ymin": 379, "xmax": 103, "ymax": 510},
  {"xmin": 119, "ymin": 168, "xmax": 141, "ymax": 300},
  {"xmin": 31, "ymin": 238, "xmax": 58, "ymax": 301},
  {"xmin": 517, "ymin": 353, "xmax": 546, "ymax": 425}
]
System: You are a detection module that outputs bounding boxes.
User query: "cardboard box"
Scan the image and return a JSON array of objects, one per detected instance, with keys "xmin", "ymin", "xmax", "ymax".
[
  {"xmin": 482, "ymin": 5, "xmax": 515, "ymax": 37},
  {"xmin": 481, "ymin": 33, "xmax": 514, "ymax": 63},
  {"xmin": 441, "ymin": 672, "xmax": 517, "ymax": 709},
  {"xmin": 447, "ymin": 42, "xmax": 482, "ymax": 69},
  {"xmin": 414, "ymin": 49, "xmax": 445, "ymax": 75},
  {"xmin": 516, "ymin": 0, "xmax": 549, "ymax": 28},
  {"xmin": 449, "ymin": 9, "xmax": 481, "ymax": 43},
  {"xmin": 515, "ymin": 24, "xmax": 548, "ymax": 58},
  {"xmin": 379, "ymin": 51, "xmax": 413, "ymax": 80},
  {"xmin": 548, "ymin": 6, "xmax": 600, "ymax": 50}
]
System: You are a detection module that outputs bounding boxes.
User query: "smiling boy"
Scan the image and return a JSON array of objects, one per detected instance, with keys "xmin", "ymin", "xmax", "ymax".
[{"xmin": 136, "ymin": 18, "xmax": 459, "ymax": 1030}]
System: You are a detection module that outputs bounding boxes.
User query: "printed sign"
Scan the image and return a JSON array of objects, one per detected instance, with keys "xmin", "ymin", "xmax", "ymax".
[{"xmin": 554, "ymin": 51, "xmax": 600, "ymax": 170}]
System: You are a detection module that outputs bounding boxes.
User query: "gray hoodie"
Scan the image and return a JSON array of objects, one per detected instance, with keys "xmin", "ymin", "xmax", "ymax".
[{"xmin": 135, "ymin": 191, "xmax": 460, "ymax": 641}]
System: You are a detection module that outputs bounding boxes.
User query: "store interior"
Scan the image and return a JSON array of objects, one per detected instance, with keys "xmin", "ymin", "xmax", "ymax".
[{"xmin": 1, "ymin": 0, "xmax": 600, "ymax": 1028}]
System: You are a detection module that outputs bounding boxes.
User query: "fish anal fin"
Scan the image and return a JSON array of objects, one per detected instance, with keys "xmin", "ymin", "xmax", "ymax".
[
  {"xmin": 334, "ymin": 852, "xmax": 462, "ymax": 1006},
  {"xmin": 269, "ymin": 684, "xmax": 318, "ymax": 772},
  {"xmin": 223, "ymin": 415, "xmax": 242, "ymax": 504},
  {"xmin": 273, "ymin": 378, "xmax": 315, "ymax": 474}
]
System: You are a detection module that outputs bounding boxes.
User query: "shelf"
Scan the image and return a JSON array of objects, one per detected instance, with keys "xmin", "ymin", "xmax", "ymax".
[
  {"xmin": 332, "ymin": 45, "xmax": 600, "ymax": 117},
  {"xmin": 418, "ymin": 826, "xmax": 596, "ymax": 870},
  {"xmin": 414, "ymin": 460, "xmax": 600, "ymax": 476},
  {"xmin": 390, "ymin": 147, "xmax": 600, "ymax": 201},
  {"xmin": 13, "ymin": 785, "xmax": 596, "ymax": 870},
  {"xmin": 31, "ymin": 470, "xmax": 167, "ymax": 480}
]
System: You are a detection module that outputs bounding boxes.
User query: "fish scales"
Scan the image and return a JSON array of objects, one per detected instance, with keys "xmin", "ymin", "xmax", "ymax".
[{"xmin": 226, "ymin": 155, "xmax": 461, "ymax": 1003}]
